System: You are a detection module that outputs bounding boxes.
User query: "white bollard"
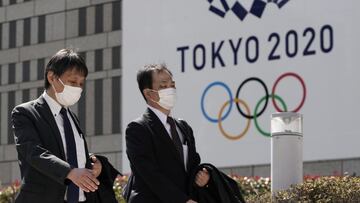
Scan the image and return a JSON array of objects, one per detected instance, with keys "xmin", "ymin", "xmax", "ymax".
[{"xmin": 271, "ymin": 112, "xmax": 303, "ymax": 194}]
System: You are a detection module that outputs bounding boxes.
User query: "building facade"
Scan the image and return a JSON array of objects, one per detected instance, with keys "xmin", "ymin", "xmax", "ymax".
[{"xmin": 0, "ymin": 0, "xmax": 122, "ymax": 185}]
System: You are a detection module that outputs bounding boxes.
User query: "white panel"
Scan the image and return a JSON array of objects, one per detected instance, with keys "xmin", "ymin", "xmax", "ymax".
[{"xmin": 122, "ymin": 0, "xmax": 360, "ymax": 172}]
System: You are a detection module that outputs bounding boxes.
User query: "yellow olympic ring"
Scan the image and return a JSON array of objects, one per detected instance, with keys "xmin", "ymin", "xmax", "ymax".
[{"xmin": 218, "ymin": 98, "xmax": 251, "ymax": 140}]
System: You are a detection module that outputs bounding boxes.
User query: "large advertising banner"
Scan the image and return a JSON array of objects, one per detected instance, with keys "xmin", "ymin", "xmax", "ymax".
[{"xmin": 122, "ymin": 0, "xmax": 360, "ymax": 172}]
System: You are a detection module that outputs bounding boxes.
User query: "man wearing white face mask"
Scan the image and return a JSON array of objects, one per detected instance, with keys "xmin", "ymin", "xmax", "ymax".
[
  {"xmin": 124, "ymin": 64, "xmax": 210, "ymax": 203},
  {"xmin": 11, "ymin": 49, "xmax": 119, "ymax": 203}
]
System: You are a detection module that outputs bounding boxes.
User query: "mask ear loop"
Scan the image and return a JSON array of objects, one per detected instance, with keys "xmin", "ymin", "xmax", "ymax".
[
  {"xmin": 58, "ymin": 78, "xmax": 65, "ymax": 86},
  {"xmin": 146, "ymin": 89, "xmax": 160, "ymax": 104},
  {"xmin": 52, "ymin": 76, "xmax": 64, "ymax": 94}
]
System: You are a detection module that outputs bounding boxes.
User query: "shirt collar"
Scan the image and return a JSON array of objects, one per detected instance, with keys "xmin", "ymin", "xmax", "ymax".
[
  {"xmin": 147, "ymin": 105, "xmax": 170, "ymax": 126},
  {"xmin": 43, "ymin": 91, "xmax": 63, "ymax": 117}
]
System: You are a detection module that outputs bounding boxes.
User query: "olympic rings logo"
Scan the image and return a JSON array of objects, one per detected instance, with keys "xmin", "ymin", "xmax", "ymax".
[{"xmin": 200, "ymin": 72, "xmax": 306, "ymax": 140}]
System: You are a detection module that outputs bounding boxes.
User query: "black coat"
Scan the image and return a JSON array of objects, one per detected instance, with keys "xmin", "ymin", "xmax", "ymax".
[
  {"xmin": 124, "ymin": 108, "xmax": 201, "ymax": 203},
  {"xmin": 91, "ymin": 155, "xmax": 122, "ymax": 203},
  {"xmin": 189, "ymin": 163, "xmax": 246, "ymax": 203},
  {"xmin": 11, "ymin": 95, "xmax": 119, "ymax": 203}
]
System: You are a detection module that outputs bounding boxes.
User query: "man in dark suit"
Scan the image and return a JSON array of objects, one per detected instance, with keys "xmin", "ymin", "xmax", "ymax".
[
  {"xmin": 125, "ymin": 64, "xmax": 210, "ymax": 203},
  {"xmin": 11, "ymin": 49, "xmax": 105, "ymax": 203}
]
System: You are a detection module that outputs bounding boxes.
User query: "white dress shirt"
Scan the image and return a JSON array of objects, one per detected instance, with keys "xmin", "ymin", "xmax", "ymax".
[
  {"xmin": 148, "ymin": 105, "xmax": 188, "ymax": 169},
  {"xmin": 43, "ymin": 91, "xmax": 86, "ymax": 201}
]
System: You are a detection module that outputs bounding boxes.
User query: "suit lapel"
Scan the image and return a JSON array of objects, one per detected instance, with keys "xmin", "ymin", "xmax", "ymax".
[
  {"xmin": 35, "ymin": 96, "xmax": 66, "ymax": 159},
  {"xmin": 145, "ymin": 108, "xmax": 185, "ymax": 168},
  {"xmin": 175, "ymin": 120, "xmax": 193, "ymax": 172}
]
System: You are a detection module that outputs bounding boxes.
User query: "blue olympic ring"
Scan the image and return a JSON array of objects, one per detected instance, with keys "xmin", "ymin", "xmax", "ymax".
[{"xmin": 201, "ymin": 81, "xmax": 233, "ymax": 123}]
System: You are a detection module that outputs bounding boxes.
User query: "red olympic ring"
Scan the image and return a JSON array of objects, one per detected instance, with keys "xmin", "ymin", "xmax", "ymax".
[{"xmin": 271, "ymin": 72, "xmax": 306, "ymax": 112}]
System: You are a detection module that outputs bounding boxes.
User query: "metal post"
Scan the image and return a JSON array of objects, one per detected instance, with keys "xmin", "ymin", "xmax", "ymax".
[{"xmin": 271, "ymin": 112, "xmax": 303, "ymax": 194}]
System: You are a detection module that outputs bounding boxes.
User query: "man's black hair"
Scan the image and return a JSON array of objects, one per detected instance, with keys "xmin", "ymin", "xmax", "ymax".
[
  {"xmin": 44, "ymin": 48, "xmax": 88, "ymax": 89},
  {"xmin": 136, "ymin": 63, "xmax": 172, "ymax": 101}
]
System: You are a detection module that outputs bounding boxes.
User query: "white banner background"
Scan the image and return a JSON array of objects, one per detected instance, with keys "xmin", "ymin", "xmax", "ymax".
[{"xmin": 122, "ymin": 0, "xmax": 360, "ymax": 173}]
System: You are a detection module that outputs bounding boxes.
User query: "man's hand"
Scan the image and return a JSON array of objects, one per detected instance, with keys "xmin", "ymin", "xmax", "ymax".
[
  {"xmin": 91, "ymin": 155, "xmax": 102, "ymax": 178},
  {"xmin": 66, "ymin": 168, "xmax": 100, "ymax": 192},
  {"xmin": 195, "ymin": 168, "xmax": 210, "ymax": 187},
  {"xmin": 186, "ymin": 200, "xmax": 198, "ymax": 203}
]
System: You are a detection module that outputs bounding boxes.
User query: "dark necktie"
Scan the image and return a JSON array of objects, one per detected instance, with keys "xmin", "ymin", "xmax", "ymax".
[
  {"xmin": 60, "ymin": 108, "xmax": 79, "ymax": 203},
  {"xmin": 167, "ymin": 116, "xmax": 184, "ymax": 164}
]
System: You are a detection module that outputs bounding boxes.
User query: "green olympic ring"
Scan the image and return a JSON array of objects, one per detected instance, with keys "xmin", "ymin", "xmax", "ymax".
[{"xmin": 253, "ymin": 94, "xmax": 288, "ymax": 137}]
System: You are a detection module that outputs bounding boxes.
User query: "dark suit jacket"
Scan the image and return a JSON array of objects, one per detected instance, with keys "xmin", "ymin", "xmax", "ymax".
[
  {"xmin": 125, "ymin": 108, "xmax": 201, "ymax": 203},
  {"xmin": 189, "ymin": 163, "xmax": 246, "ymax": 203},
  {"xmin": 11, "ymin": 95, "xmax": 117, "ymax": 203}
]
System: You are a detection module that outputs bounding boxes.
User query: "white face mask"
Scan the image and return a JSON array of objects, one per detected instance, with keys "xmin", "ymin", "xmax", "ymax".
[
  {"xmin": 154, "ymin": 88, "xmax": 177, "ymax": 110},
  {"xmin": 52, "ymin": 78, "xmax": 83, "ymax": 107}
]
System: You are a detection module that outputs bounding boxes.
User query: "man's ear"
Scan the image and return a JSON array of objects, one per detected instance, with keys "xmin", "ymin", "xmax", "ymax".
[
  {"xmin": 47, "ymin": 71, "xmax": 55, "ymax": 86},
  {"xmin": 143, "ymin": 88, "xmax": 151, "ymax": 100}
]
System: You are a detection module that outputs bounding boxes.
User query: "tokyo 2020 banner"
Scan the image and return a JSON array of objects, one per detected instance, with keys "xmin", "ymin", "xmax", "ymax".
[{"xmin": 122, "ymin": 0, "xmax": 360, "ymax": 172}]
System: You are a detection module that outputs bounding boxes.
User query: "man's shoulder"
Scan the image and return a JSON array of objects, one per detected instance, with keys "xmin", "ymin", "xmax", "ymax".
[
  {"xmin": 127, "ymin": 115, "xmax": 147, "ymax": 128},
  {"xmin": 12, "ymin": 98, "xmax": 40, "ymax": 114},
  {"xmin": 125, "ymin": 116, "xmax": 152, "ymax": 141}
]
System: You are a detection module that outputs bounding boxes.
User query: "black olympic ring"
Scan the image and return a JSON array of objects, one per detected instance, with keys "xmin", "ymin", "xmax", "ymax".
[{"xmin": 235, "ymin": 77, "xmax": 269, "ymax": 119}]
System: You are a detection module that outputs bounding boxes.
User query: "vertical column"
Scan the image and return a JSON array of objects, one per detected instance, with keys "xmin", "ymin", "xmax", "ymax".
[
  {"xmin": 23, "ymin": 61, "xmax": 30, "ymax": 102},
  {"xmin": 112, "ymin": 76, "xmax": 120, "ymax": 133},
  {"xmin": 1, "ymin": 64, "xmax": 8, "ymax": 85},
  {"xmin": 52, "ymin": 13, "xmax": 65, "ymax": 41},
  {"xmin": 103, "ymin": 3, "xmax": 112, "ymax": 32},
  {"xmin": 30, "ymin": 17, "xmax": 38, "ymax": 45},
  {"xmin": 16, "ymin": 18, "xmax": 23, "ymax": 47},
  {"xmin": 7, "ymin": 91, "xmax": 15, "ymax": 144},
  {"xmin": 1, "ymin": 92, "xmax": 8, "ymax": 144},
  {"xmin": 103, "ymin": 48, "xmax": 111, "ymax": 70},
  {"xmin": 86, "ymin": 6, "xmax": 95, "ymax": 35},
  {"xmin": 85, "ymin": 80, "xmax": 95, "ymax": 136},
  {"xmin": 94, "ymin": 79, "xmax": 103, "ymax": 135},
  {"xmin": 15, "ymin": 90, "xmax": 22, "ymax": 106},
  {"xmin": 3, "ymin": 0, "xmax": 9, "ymax": 6},
  {"xmin": 1, "ymin": 23, "xmax": 9, "ymax": 50},
  {"xmin": 15, "ymin": 62, "xmax": 23, "ymax": 84},
  {"xmin": 45, "ymin": 14, "xmax": 53, "ymax": 42},
  {"xmin": 66, "ymin": 10, "xmax": 79, "ymax": 38},
  {"xmin": 78, "ymin": 52, "xmax": 86, "ymax": 132},
  {"xmin": 78, "ymin": 83, "xmax": 86, "ymax": 133},
  {"xmin": 0, "ymin": 23, "xmax": 3, "ymax": 50},
  {"xmin": 103, "ymin": 78, "xmax": 112, "ymax": 135}
]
